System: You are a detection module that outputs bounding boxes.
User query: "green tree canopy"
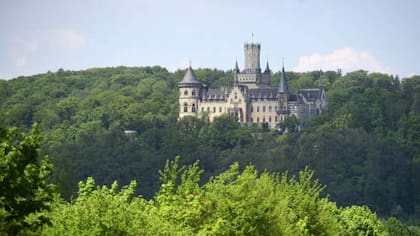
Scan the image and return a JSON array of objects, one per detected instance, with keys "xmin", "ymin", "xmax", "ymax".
[{"xmin": 0, "ymin": 124, "xmax": 56, "ymax": 235}]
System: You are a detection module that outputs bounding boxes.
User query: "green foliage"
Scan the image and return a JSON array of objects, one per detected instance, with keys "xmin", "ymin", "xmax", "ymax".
[
  {"xmin": 277, "ymin": 115, "xmax": 299, "ymax": 132},
  {"xmin": 0, "ymin": 124, "xmax": 56, "ymax": 235},
  {"xmin": 33, "ymin": 159, "xmax": 398, "ymax": 235},
  {"xmin": 40, "ymin": 178, "xmax": 139, "ymax": 236},
  {"xmin": 1, "ymin": 66, "xmax": 420, "ymax": 228},
  {"xmin": 383, "ymin": 217, "xmax": 415, "ymax": 236},
  {"xmin": 200, "ymin": 115, "xmax": 241, "ymax": 149},
  {"xmin": 339, "ymin": 206, "xmax": 386, "ymax": 235}
]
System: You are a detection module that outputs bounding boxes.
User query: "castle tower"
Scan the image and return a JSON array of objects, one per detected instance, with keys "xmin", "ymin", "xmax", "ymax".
[
  {"xmin": 178, "ymin": 66, "xmax": 202, "ymax": 119},
  {"xmin": 277, "ymin": 65, "xmax": 289, "ymax": 115},
  {"xmin": 244, "ymin": 43, "xmax": 261, "ymax": 73},
  {"xmin": 233, "ymin": 59, "xmax": 240, "ymax": 85},
  {"xmin": 236, "ymin": 41, "xmax": 271, "ymax": 88}
]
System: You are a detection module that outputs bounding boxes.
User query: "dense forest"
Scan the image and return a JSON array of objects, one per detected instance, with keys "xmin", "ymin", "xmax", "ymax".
[{"xmin": 1, "ymin": 66, "xmax": 420, "ymax": 234}]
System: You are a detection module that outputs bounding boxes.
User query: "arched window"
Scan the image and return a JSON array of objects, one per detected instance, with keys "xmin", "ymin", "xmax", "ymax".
[
  {"xmin": 213, "ymin": 107, "xmax": 216, "ymax": 113},
  {"xmin": 192, "ymin": 104, "xmax": 196, "ymax": 112},
  {"xmin": 192, "ymin": 90, "xmax": 196, "ymax": 96},
  {"xmin": 219, "ymin": 107, "xmax": 222, "ymax": 112},
  {"xmin": 257, "ymin": 117, "xmax": 259, "ymax": 122},
  {"xmin": 263, "ymin": 106, "xmax": 266, "ymax": 112},
  {"xmin": 183, "ymin": 103, "xmax": 188, "ymax": 112},
  {"xmin": 184, "ymin": 90, "xmax": 188, "ymax": 96},
  {"xmin": 269, "ymin": 106, "xmax": 272, "ymax": 112}
]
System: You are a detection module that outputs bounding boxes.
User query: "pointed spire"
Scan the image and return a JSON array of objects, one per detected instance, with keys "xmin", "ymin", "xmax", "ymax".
[
  {"xmin": 234, "ymin": 58, "xmax": 240, "ymax": 73},
  {"xmin": 179, "ymin": 65, "xmax": 202, "ymax": 87},
  {"xmin": 264, "ymin": 61, "xmax": 270, "ymax": 73},
  {"xmin": 278, "ymin": 61, "xmax": 289, "ymax": 93}
]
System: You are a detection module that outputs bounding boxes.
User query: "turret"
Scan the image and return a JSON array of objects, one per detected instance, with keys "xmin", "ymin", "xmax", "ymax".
[
  {"xmin": 277, "ymin": 65, "xmax": 289, "ymax": 115},
  {"xmin": 234, "ymin": 59, "xmax": 240, "ymax": 73},
  {"xmin": 233, "ymin": 60, "xmax": 240, "ymax": 86},
  {"xmin": 178, "ymin": 66, "xmax": 202, "ymax": 119},
  {"xmin": 278, "ymin": 65, "xmax": 289, "ymax": 94},
  {"xmin": 264, "ymin": 61, "xmax": 271, "ymax": 74}
]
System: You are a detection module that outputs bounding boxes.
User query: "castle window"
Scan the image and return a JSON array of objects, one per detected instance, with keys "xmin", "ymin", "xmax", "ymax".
[
  {"xmin": 184, "ymin": 90, "xmax": 188, "ymax": 96},
  {"xmin": 251, "ymin": 117, "xmax": 253, "ymax": 122},
  {"xmin": 269, "ymin": 116, "xmax": 271, "ymax": 122},
  {"xmin": 251, "ymin": 106, "xmax": 253, "ymax": 112},
  {"xmin": 275, "ymin": 106, "xmax": 277, "ymax": 111},
  {"xmin": 202, "ymin": 107, "xmax": 204, "ymax": 112},
  {"xmin": 263, "ymin": 117, "xmax": 266, "ymax": 122},
  {"xmin": 263, "ymin": 106, "xmax": 266, "ymax": 112},
  {"xmin": 275, "ymin": 116, "xmax": 278, "ymax": 122},
  {"xmin": 219, "ymin": 107, "xmax": 222, "ymax": 112},
  {"xmin": 269, "ymin": 106, "xmax": 272, "ymax": 112},
  {"xmin": 257, "ymin": 106, "xmax": 259, "ymax": 112},
  {"xmin": 239, "ymin": 99, "xmax": 241, "ymax": 102},
  {"xmin": 213, "ymin": 107, "xmax": 216, "ymax": 113},
  {"xmin": 183, "ymin": 103, "xmax": 188, "ymax": 112},
  {"xmin": 192, "ymin": 104, "xmax": 196, "ymax": 112},
  {"xmin": 257, "ymin": 117, "xmax": 259, "ymax": 122},
  {"xmin": 207, "ymin": 107, "xmax": 210, "ymax": 112},
  {"xmin": 192, "ymin": 90, "xmax": 196, "ymax": 96}
]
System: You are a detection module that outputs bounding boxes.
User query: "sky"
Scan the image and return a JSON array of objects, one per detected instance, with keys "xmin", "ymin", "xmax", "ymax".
[{"xmin": 1, "ymin": 0, "xmax": 419, "ymax": 80}]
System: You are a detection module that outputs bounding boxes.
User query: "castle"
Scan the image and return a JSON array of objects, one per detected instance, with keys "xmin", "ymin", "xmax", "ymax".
[{"xmin": 178, "ymin": 42, "xmax": 327, "ymax": 129}]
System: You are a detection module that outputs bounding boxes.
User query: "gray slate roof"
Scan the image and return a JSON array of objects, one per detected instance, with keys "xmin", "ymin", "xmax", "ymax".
[
  {"xmin": 298, "ymin": 88, "xmax": 322, "ymax": 102},
  {"xmin": 278, "ymin": 67, "xmax": 289, "ymax": 93},
  {"xmin": 179, "ymin": 67, "xmax": 202, "ymax": 87},
  {"xmin": 204, "ymin": 88, "xmax": 226, "ymax": 100},
  {"xmin": 249, "ymin": 88, "xmax": 278, "ymax": 99},
  {"xmin": 288, "ymin": 94, "xmax": 298, "ymax": 102}
]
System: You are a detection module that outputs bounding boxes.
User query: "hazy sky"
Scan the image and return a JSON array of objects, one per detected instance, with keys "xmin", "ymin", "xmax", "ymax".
[{"xmin": 1, "ymin": 0, "xmax": 419, "ymax": 79}]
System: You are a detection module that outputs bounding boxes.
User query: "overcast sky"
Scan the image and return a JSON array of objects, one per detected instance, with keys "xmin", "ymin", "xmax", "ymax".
[{"xmin": 1, "ymin": 0, "xmax": 419, "ymax": 80}]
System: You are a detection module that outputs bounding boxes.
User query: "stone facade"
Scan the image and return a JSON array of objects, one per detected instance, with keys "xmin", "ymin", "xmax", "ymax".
[{"xmin": 178, "ymin": 42, "xmax": 328, "ymax": 129}]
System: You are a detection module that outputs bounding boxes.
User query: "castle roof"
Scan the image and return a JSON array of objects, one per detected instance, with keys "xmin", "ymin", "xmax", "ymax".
[
  {"xmin": 234, "ymin": 60, "xmax": 240, "ymax": 73},
  {"xmin": 298, "ymin": 88, "xmax": 322, "ymax": 102},
  {"xmin": 264, "ymin": 61, "xmax": 270, "ymax": 73},
  {"xmin": 288, "ymin": 94, "xmax": 298, "ymax": 102},
  {"xmin": 204, "ymin": 88, "xmax": 226, "ymax": 100},
  {"xmin": 249, "ymin": 88, "xmax": 277, "ymax": 99},
  {"xmin": 179, "ymin": 66, "xmax": 202, "ymax": 87},
  {"xmin": 278, "ymin": 66, "xmax": 288, "ymax": 93}
]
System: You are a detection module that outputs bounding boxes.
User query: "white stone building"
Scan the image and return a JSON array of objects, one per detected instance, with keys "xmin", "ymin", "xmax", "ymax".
[{"xmin": 178, "ymin": 42, "xmax": 328, "ymax": 128}]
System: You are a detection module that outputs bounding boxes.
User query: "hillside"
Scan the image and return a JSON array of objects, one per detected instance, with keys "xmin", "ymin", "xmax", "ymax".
[{"xmin": 1, "ymin": 66, "xmax": 419, "ymax": 224}]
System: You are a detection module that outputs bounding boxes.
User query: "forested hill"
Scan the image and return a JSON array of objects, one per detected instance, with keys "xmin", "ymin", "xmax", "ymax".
[{"xmin": 1, "ymin": 66, "xmax": 420, "ymax": 224}]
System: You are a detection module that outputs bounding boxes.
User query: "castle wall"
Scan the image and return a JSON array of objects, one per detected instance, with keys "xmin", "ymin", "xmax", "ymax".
[
  {"xmin": 249, "ymin": 100, "xmax": 278, "ymax": 128},
  {"xmin": 198, "ymin": 100, "xmax": 227, "ymax": 122}
]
